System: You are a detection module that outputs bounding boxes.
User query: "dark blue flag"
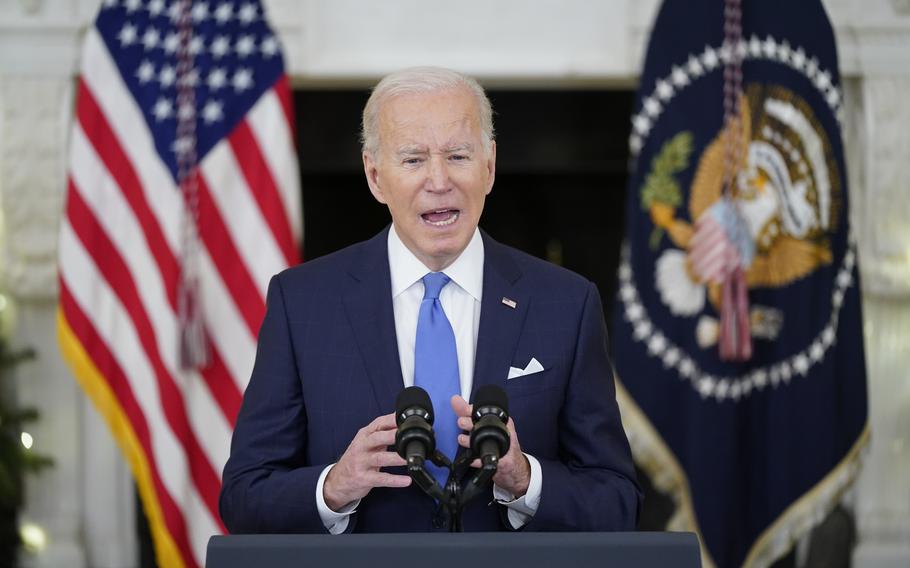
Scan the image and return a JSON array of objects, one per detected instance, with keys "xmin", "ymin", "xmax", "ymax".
[{"xmin": 612, "ymin": 0, "xmax": 869, "ymax": 566}]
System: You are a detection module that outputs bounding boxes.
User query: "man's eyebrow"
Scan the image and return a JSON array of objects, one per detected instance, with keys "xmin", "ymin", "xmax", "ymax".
[
  {"xmin": 395, "ymin": 145, "xmax": 427, "ymax": 156},
  {"xmin": 443, "ymin": 143, "xmax": 474, "ymax": 153}
]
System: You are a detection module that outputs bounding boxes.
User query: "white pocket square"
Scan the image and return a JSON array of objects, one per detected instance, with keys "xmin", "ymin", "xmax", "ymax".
[{"xmin": 508, "ymin": 357, "xmax": 544, "ymax": 380}]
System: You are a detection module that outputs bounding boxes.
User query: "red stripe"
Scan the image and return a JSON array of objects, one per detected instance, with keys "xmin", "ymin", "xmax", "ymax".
[
  {"xmin": 76, "ymin": 81, "xmax": 243, "ymax": 433},
  {"xmin": 77, "ymin": 79, "xmax": 242, "ymax": 423},
  {"xmin": 59, "ymin": 280, "xmax": 198, "ymax": 568},
  {"xmin": 76, "ymin": 79, "xmax": 179, "ymax": 307},
  {"xmin": 273, "ymin": 74, "xmax": 295, "ymax": 138},
  {"xmin": 196, "ymin": 175, "xmax": 266, "ymax": 337},
  {"xmin": 199, "ymin": 343, "xmax": 243, "ymax": 426},
  {"xmin": 66, "ymin": 182, "xmax": 227, "ymax": 533},
  {"xmin": 228, "ymin": 119, "xmax": 300, "ymax": 266}
]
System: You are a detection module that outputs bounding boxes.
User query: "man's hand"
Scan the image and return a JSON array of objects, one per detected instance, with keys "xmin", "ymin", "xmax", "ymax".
[
  {"xmin": 323, "ymin": 413, "xmax": 411, "ymax": 511},
  {"xmin": 452, "ymin": 395, "xmax": 531, "ymax": 497}
]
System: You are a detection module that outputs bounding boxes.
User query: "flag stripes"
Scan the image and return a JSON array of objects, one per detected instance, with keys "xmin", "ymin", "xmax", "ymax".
[{"xmin": 59, "ymin": 3, "xmax": 301, "ymax": 566}]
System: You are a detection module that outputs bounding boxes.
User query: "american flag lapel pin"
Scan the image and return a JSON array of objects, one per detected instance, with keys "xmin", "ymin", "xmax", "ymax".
[{"xmin": 501, "ymin": 297, "xmax": 517, "ymax": 309}]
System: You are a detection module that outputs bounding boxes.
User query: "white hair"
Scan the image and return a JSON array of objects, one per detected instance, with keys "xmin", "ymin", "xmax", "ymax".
[{"xmin": 361, "ymin": 66, "xmax": 495, "ymax": 158}]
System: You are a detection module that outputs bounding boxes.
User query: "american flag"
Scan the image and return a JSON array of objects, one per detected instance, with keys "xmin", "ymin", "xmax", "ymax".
[{"xmin": 57, "ymin": 1, "xmax": 301, "ymax": 566}]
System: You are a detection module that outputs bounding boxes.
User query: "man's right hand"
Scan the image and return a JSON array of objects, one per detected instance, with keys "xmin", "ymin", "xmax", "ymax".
[{"xmin": 322, "ymin": 413, "xmax": 411, "ymax": 511}]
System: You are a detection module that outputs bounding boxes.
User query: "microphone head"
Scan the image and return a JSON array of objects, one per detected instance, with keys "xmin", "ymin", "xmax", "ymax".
[
  {"xmin": 396, "ymin": 386, "xmax": 434, "ymax": 426},
  {"xmin": 472, "ymin": 385, "xmax": 508, "ymax": 417}
]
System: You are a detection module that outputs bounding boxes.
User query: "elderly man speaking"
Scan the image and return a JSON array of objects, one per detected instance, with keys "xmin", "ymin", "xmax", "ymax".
[{"xmin": 219, "ymin": 67, "xmax": 641, "ymax": 534}]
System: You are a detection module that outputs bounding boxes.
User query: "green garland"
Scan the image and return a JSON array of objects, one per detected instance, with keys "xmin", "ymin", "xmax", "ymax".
[{"xmin": 0, "ymin": 343, "xmax": 53, "ymax": 567}]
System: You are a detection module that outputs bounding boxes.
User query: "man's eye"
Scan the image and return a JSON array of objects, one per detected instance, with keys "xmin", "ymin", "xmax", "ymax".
[
  {"xmin": 450, "ymin": 154, "xmax": 468, "ymax": 161},
  {"xmin": 403, "ymin": 158, "xmax": 423, "ymax": 166}
]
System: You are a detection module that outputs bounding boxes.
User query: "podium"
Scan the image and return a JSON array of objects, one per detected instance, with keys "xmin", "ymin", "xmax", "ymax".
[{"xmin": 206, "ymin": 532, "xmax": 701, "ymax": 568}]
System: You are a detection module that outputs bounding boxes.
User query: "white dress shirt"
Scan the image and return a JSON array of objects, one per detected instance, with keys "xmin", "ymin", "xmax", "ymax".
[{"xmin": 316, "ymin": 226, "xmax": 541, "ymax": 533}]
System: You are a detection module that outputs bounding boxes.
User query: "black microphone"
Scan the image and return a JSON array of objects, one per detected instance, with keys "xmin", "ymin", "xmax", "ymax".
[
  {"xmin": 394, "ymin": 386, "xmax": 436, "ymax": 469},
  {"xmin": 469, "ymin": 385, "xmax": 510, "ymax": 468}
]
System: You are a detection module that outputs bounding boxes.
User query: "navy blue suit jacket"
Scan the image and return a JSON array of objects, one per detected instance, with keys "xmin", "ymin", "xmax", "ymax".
[{"xmin": 220, "ymin": 228, "xmax": 640, "ymax": 533}]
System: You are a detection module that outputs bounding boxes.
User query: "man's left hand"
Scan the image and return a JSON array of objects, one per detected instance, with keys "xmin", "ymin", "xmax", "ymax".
[{"xmin": 451, "ymin": 395, "xmax": 531, "ymax": 498}]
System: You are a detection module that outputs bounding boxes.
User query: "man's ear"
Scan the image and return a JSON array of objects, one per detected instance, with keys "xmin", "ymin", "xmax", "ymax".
[
  {"xmin": 485, "ymin": 141, "xmax": 496, "ymax": 196},
  {"xmin": 363, "ymin": 151, "xmax": 386, "ymax": 204}
]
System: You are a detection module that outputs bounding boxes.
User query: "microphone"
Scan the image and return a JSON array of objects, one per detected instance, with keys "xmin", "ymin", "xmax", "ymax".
[
  {"xmin": 394, "ymin": 386, "xmax": 436, "ymax": 469},
  {"xmin": 469, "ymin": 385, "xmax": 510, "ymax": 468}
]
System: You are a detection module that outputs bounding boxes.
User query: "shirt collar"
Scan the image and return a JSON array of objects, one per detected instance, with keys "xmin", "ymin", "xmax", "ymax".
[{"xmin": 387, "ymin": 224, "xmax": 484, "ymax": 302}]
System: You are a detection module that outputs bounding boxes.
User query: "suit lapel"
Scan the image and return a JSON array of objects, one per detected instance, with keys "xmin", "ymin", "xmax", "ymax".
[
  {"xmin": 471, "ymin": 232, "xmax": 529, "ymax": 401},
  {"xmin": 342, "ymin": 227, "xmax": 404, "ymax": 415}
]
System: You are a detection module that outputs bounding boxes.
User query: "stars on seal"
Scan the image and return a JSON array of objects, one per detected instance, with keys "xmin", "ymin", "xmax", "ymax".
[
  {"xmin": 615, "ymin": 236, "xmax": 860, "ymax": 403},
  {"xmin": 628, "ymin": 36, "xmax": 844, "ymax": 158}
]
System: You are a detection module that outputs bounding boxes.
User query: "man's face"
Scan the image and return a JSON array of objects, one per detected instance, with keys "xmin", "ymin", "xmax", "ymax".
[{"xmin": 363, "ymin": 87, "xmax": 496, "ymax": 271}]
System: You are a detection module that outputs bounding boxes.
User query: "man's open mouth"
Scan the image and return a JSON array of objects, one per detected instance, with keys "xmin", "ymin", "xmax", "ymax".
[{"xmin": 420, "ymin": 209, "xmax": 460, "ymax": 227}]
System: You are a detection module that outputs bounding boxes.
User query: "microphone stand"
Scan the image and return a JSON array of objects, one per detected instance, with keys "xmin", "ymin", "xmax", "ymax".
[{"xmin": 408, "ymin": 450, "xmax": 500, "ymax": 532}]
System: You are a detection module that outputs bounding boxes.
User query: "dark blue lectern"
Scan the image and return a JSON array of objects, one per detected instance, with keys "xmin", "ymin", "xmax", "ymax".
[{"xmin": 206, "ymin": 532, "xmax": 701, "ymax": 568}]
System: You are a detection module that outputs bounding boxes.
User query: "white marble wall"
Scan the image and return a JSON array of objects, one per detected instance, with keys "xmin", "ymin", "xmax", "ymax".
[{"xmin": 0, "ymin": 1, "xmax": 907, "ymax": 567}]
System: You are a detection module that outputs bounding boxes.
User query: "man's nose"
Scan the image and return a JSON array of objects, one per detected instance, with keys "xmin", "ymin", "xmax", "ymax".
[{"xmin": 425, "ymin": 155, "xmax": 451, "ymax": 192}]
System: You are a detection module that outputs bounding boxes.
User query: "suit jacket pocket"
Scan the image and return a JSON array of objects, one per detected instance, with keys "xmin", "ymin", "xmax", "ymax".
[{"xmin": 505, "ymin": 367, "xmax": 557, "ymax": 399}]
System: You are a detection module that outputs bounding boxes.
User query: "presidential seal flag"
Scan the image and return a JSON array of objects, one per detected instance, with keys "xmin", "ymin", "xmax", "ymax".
[
  {"xmin": 612, "ymin": 0, "xmax": 868, "ymax": 566},
  {"xmin": 57, "ymin": 1, "xmax": 301, "ymax": 567}
]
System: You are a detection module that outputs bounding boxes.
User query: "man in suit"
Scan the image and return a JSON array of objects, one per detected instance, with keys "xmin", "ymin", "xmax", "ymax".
[{"xmin": 219, "ymin": 67, "xmax": 640, "ymax": 533}]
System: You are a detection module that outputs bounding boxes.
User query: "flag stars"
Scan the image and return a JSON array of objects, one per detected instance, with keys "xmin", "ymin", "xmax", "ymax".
[
  {"xmin": 633, "ymin": 321, "xmax": 652, "ymax": 341},
  {"xmin": 763, "ymin": 36, "xmax": 778, "ymax": 58},
  {"xmin": 735, "ymin": 38, "xmax": 748, "ymax": 59},
  {"xmin": 142, "ymin": 27, "xmax": 161, "ymax": 50},
  {"xmin": 679, "ymin": 358, "xmax": 695, "ymax": 378},
  {"xmin": 159, "ymin": 64, "xmax": 176, "ymax": 87},
  {"xmin": 148, "ymin": 0, "xmax": 165, "ymax": 17},
  {"xmin": 749, "ymin": 36, "xmax": 763, "ymax": 57},
  {"xmin": 697, "ymin": 376, "xmax": 716, "ymax": 398},
  {"xmin": 777, "ymin": 41, "xmax": 792, "ymax": 64},
  {"xmin": 207, "ymin": 67, "xmax": 228, "ymax": 90},
  {"xmin": 701, "ymin": 46, "xmax": 719, "ymax": 70},
  {"xmin": 211, "ymin": 35, "xmax": 231, "ymax": 58},
  {"xmin": 686, "ymin": 55, "xmax": 704, "ymax": 77},
  {"xmin": 806, "ymin": 57, "xmax": 819, "ymax": 78},
  {"xmin": 235, "ymin": 35, "xmax": 256, "ymax": 58},
  {"xmin": 647, "ymin": 333, "xmax": 667, "ymax": 356},
  {"xmin": 164, "ymin": 31, "xmax": 180, "ymax": 54},
  {"xmin": 625, "ymin": 302, "xmax": 644, "ymax": 322},
  {"xmin": 189, "ymin": 35, "xmax": 205, "ymax": 55},
  {"xmin": 118, "ymin": 23, "xmax": 138, "ymax": 47},
  {"xmin": 809, "ymin": 341, "xmax": 825, "ymax": 362},
  {"xmin": 718, "ymin": 43, "xmax": 733, "ymax": 64},
  {"xmin": 662, "ymin": 347, "xmax": 680, "ymax": 368},
  {"xmin": 214, "ymin": 2, "xmax": 233, "ymax": 24},
  {"xmin": 238, "ymin": 2, "xmax": 258, "ymax": 24},
  {"xmin": 172, "ymin": 135, "xmax": 194, "ymax": 157},
  {"xmin": 261, "ymin": 35, "xmax": 279, "ymax": 58},
  {"xmin": 168, "ymin": 1, "xmax": 182, "ymax": 23},
  {"xmin": 192, "ymin": 1, "xmax": 210, "ymax": 22},
  {"xmin": 136, "ymin": 60, "xmax": 156, "ymax": 83},
  {"xmin": 232, "ymin": 68, "xmax": 254, "ymax": 91},
  {"xmin": 202, "ymin": 100, "xmax": 224, "ymax": 124},
  {"xmin": 791, "ymin": 48, "xmax": 807, "ymax": 70},
  {"xmin": 633, "ymin": 114, "xmax": 652, "ymax": 136},
  {"xmin": 152, "ymin": 97, "xmax": 174, "ymax": 121},
  {"xmin": 655, "ymin": 78, "xmax": 674, "ymax": 101},
  {"xmin": 793, "ymin": 354, "xmax": 810, "ymax": 376},
  {"xmin": 671, "ymin": 65, "xmax": 689, "ymax": 87},
  {"xmin": 124, "ymin": 0, "xmax": 142, "ymax": 12},
  {"xmin": 822, "ymin": 327, "xmax": 836, "ymax": 347}
]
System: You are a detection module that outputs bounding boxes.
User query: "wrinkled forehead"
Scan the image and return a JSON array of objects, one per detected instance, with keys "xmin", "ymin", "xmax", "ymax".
[{"xmin": 377, "ymin": 87, "xmax": 483, "ymax": 150}]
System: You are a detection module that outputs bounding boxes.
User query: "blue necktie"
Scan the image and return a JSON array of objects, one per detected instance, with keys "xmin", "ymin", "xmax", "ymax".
[{"xmin": 413, "ymin": 272, "xmax": 460, "ymax": 488}]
